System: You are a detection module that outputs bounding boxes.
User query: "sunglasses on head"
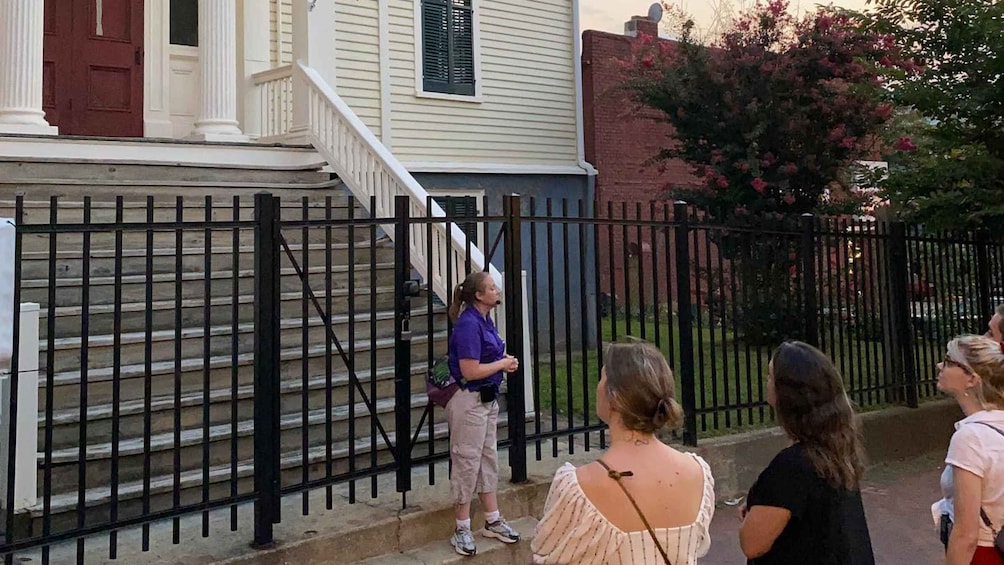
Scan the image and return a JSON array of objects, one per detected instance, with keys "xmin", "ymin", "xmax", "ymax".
[{"xmin": 943, "ymin": 355, "xmax": 973, "ymax": 374}]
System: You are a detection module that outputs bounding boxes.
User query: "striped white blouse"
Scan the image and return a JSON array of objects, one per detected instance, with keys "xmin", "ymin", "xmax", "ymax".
[{"xmin": 532, "ymin": 454, "xmax": 715, "ymax": 564}]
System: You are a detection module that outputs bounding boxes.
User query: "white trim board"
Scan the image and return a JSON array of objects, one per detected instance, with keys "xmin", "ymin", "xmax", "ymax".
[
  {"xmin": 0, "ymin": 136, "xmax": 325, "ymax": 170},
  {"xmin": 403, "ymin": 162, "xmax": 589, "ymax": 175}
]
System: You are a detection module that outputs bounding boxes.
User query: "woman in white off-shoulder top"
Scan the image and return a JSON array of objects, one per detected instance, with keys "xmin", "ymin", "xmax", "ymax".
[{"xmin": 532, "ymin": 340, "xmax": 715, "ymax": 564}]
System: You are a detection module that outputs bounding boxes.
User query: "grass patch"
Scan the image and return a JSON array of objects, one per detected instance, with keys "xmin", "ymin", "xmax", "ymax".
[{"xmin": 532, "ymin": 315, "xmax": 930, "ymax": 438}]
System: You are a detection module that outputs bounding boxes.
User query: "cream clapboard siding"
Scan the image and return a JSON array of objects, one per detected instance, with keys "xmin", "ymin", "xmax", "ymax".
[
  {"xmin": 270, "ymin": 0, "xmax": 293, "ymax": 65},
  {"xmin": 334, "ymin": 0, "xmax": 383, "ymax": 138},
  {"xmin": 388, "ymin": 0, "xmax": 579, "ymax": 165},
  {"xmin": 267, "ymin": 0, "xmax": 577, "ymax": 166}
]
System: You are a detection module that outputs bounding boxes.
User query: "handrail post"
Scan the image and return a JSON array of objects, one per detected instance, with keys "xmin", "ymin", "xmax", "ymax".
[
  {"xmin": 503, "ymin": 195, "xmax": 528, "ymax": 483},
  {"xmin": 394, "ymin": 195, "xmax": 414, "ymax": 497},
  {"xmin": 253, "ymin": 192, "xmax": 281, "ymax": 549}
]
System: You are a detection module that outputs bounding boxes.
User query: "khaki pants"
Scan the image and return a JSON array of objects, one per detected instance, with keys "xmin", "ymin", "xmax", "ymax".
[{"xmin": 445, "ymin": 388, "xmax": 499, "ymax": 505}]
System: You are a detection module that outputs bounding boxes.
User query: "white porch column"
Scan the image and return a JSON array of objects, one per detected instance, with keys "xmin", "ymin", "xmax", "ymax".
[
  {"xmin": 0, "ymin": 0, "xmax": 57, "ymax": 135},
  {"xmin": 189, "ymin": 0, "xmax": 247, "ymax": 141}
]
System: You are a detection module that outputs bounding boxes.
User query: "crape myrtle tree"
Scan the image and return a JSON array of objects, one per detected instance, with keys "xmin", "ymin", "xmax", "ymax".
[{"xmin": 622, "ymin": 0, "xmax": 909, "ymax": 343}]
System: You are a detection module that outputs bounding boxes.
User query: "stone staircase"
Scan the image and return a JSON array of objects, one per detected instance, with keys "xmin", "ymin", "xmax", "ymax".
[{"xmin": 0, "ymin": 148, "xmax": 450, "ymax": 535}]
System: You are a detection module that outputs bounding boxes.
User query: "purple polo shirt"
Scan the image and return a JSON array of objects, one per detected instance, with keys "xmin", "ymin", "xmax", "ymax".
[{"xmin": 448, "ymin": 306, "xmax": 505, "ymax": 392}]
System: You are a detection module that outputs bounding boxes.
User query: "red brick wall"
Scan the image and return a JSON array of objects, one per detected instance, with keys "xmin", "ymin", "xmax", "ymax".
[{"xmin": 582, "ymin": 21, "xmax": 707, "ymax": 308}]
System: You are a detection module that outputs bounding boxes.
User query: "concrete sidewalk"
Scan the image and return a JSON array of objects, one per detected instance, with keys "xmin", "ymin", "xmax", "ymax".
[{"xmin": 704, "ymin": 452, "xmax": 946, "ymax": 565}]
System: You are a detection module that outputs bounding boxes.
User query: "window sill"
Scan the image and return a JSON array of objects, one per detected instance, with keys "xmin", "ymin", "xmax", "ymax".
[{"xmin": 414, "ymin": 89, "xmax": 483, "ymax": 104}]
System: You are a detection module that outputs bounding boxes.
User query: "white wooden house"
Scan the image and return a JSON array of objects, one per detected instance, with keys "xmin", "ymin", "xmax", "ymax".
[{"xmin": 0, "ymin": 0, "xmax": 588, "ymax": 531}]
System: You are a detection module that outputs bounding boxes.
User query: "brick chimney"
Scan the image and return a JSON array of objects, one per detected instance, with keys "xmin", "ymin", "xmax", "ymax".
[{"xmin": 624, "ymin": 15, "xmax": 659, "ymax": 38}]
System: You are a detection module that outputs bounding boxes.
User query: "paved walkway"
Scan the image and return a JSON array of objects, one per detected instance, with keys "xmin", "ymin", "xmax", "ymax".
[{"xmin": 704, "ymin": 452, "xmax": 946, "ymax": 564}]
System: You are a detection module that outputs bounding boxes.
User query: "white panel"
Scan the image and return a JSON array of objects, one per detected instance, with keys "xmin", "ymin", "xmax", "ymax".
[
  {"xmin": 0, "ymin": 218, "xmax": 12, "ymax": 370},
  {"xmin": 168, "ymin": 46, "xmax": 200, "ymax": 138}
]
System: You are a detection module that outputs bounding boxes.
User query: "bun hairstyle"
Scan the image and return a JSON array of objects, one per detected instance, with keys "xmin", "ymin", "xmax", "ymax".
[
  {"xmin": 448, "ymin": 271, "xmax": 492, "ymax": 322},
  {"xmin": 947, "ymin": 334, "xmax": 1004, "ymax": 408},
  {"xmin": 771, "ymin": 341, "xmax": 865, "ymax": 491},
  {"xmin": 603, "ymin": 340, "xmax": 684, "ymax": 434}
]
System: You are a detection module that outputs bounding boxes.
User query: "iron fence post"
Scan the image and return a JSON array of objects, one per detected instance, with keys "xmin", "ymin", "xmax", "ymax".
[
  {"xmin": 674, "ymin": 202, "xmax": 697, "ymax": 446},
  {"xmin": 801, "ymin": 214, "xmax": 819, "ymax": 346},
  {"xmin": 502, "ymin": 195, "xmax": 528, "ymax": 482},
  {"xmin": 888, "ymin": 221, "xmax": 918, "ymax": 407},
  {"xmin": 393, "ymin": 195, "xmax": 413, "ymax": 496},
  {"xmin": 253, "ymin": 192, "xmax": 281, "ymax": 549},
  {"xmin": 976, "ymin": 229, "xmax": 992, "ymax": 328}
]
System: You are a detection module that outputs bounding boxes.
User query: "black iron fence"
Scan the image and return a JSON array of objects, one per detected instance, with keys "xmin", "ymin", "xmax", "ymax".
[{"xmin": 1, "ymin": 193, "xmax": 999, "ymax": 562}]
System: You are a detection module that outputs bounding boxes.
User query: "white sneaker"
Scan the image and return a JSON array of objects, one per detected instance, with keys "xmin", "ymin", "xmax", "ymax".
[
  {"xmin": 450, "ymin": 527, "xmax": 477, "ymax": 556},
  {"xmin": 483, "ymin": 518, "xmax": 520, "ymax": 544}
]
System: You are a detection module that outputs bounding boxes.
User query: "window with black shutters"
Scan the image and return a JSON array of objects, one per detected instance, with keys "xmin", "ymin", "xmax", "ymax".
[
  {"xmin": 434, "ymin": 196, "xmax": 479, "ymax": 243},
  {"xmin": 421, "ymin": 0, "xmax": 476, "ymax": 96}
]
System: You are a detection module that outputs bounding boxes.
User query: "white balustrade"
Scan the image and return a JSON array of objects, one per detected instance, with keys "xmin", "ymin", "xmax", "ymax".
[{"xmin": 251, "ymin": 65, "xmax": 294, "ymax": 142}]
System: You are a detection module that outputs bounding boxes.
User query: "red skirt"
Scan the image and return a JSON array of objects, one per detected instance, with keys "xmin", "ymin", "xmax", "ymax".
[{"xmin": 973, "ymin": 547, "xmax": 1004, "ymax": 565}]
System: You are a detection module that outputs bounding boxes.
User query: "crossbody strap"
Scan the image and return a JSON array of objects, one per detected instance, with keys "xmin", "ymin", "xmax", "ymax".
[
  {"xmin": 970, "ymin": 422, "xmax": 1004, "ymax": 535},
  {"xmin": 596, "ymin": 459, "xmax": 673, "ymax": 565}
]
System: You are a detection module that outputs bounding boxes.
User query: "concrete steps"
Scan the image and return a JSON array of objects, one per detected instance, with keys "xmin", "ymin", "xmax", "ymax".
[
  {"xmin": 3, "ymin": 153, "xmax": 451, "ymax": 538},
  {"xmin": 358, "ymin": 517, "xmax": 537, "ymax": 564}
]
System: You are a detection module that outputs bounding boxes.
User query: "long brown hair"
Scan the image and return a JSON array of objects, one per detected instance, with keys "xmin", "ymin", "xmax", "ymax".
[
  {"xmin": 448, "ymin": 271, "xmax": 491, "ymax": 322},
  {"xmin": 771, "ymin": 341, "xmax": 865, "ymax": 490}
]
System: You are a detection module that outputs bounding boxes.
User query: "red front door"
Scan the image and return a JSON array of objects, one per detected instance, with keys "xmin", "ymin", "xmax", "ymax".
[{"xmin": 43, "ymin": 0, "xmax": 144, "ymax": 137}]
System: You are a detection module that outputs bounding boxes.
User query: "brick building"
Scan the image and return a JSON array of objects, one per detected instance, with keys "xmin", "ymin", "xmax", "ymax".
[{"xmin": 582, "ymin": 16, "xmax": 708, "ymax": 312}]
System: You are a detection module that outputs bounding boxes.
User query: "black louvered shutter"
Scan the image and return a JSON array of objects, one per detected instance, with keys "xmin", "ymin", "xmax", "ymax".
[
  {"xmin": 421, "ymin": 0, "xmax": 475, "ymax": 95},
  {"xmin": 422, "ymin": 0, "xmax": 450, "ymax": 92},
  {"xmin": 435, "ymin": 196, "xmax": 479, "ymax": 243},
  {"xmin": 450, "ymin": 0, "xmax": 475, "ymax": 95}
]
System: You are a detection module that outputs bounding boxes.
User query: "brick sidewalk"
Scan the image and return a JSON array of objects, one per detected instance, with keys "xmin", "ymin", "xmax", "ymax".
[{"xmin": 704, "ymin": 452, "xmax": 946, "ymax": 565}]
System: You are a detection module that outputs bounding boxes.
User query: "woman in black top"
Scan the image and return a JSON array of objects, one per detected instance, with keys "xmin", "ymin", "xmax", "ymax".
[{"xmin": 739, "ymin": 341, "xmax": 875, "ymax": 565}]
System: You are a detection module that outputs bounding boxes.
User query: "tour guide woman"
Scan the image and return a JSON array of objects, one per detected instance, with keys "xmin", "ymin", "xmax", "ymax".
[{"xmin": 445, "ymin": 271, "xmax": 521, "ymax": 557}]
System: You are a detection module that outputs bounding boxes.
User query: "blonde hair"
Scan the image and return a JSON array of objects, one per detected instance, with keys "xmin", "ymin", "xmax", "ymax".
[
  {"xmin": 948, "ymin": 335, "xmax": 1004, "ymax": 408},
  {"xmin": 603, "ymin": 340, "xmax": 684, "ymax": 433},
  {"xmin": 448, "ymin": 271, "xmax": 492, "ymax": 322}
]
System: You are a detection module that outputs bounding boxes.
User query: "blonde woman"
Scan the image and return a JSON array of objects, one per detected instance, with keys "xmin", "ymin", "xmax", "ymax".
[
  {"xmin": 532, "ymin": 340, "xmax": 715, "ymax": 564},
  {"xmin": 933, "ymin": 335, "xmax": 1004, "ymax": 565}
]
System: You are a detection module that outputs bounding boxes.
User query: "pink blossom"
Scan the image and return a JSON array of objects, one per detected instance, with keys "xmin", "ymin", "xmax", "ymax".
[
  {"xmin": 895, "ymin": 136, "xmax": 917, "ymax": 152},
  {"xmin": 874, "ymin": 103, "xmax": 893, "ymax": 120},
  {"xmin": 828, "ymin": 125, "xmax": 846, "ymax": 141},
  {"xmin": 782, "ymin": 162, "xmax": 799, "ymax": 175},
  {"xmin": 639, "ymin": 33, "xmax": 654, "ymax": 46},
  {"xmin": 734, "ymin": 161, "xmax": 750, "ymax": 173},
  {"xmin": 751, "ymin": 178, "xmax": 768, "ymax": 193},
  {"xmin": 761, "ymin": 152, "xmax": 776, "ymax": 168},
  {"xmin": 840, "ymin": 136, "xmax": 857, "ymax": 149},
  {"xmin": 641, "ymin": 55, "xmax": 655, "ymax": 69},
  {"xmin": 783, "ymin": 192, "xmax": 796, "ymax": 205},
  {"xmin": 716, "ymin": 177, "xmax": 730, "ymax": 188}
]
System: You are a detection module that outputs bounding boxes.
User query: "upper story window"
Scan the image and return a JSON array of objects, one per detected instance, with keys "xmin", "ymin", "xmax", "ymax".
[
  {"xmin": 420, "ymin": 0, "xmax": 476, "ymax": 96},
  {"xmin": 170, "ymin": 0, "xmax": 198, "ymax": 47}
]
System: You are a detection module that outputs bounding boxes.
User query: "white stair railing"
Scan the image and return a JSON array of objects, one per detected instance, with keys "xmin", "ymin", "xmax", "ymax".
[
  {"xmin": 252, "ymin": 62, "xmax": 534, "ymax": 412},
  {"xmin": 295, "ymin": 62, "xmax": 500, "ymax": 302}
]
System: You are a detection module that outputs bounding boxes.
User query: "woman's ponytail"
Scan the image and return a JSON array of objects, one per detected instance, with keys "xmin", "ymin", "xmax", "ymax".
[{"xmin": 448, "ymin": 283, "xmax": 465, "ymax": 322}]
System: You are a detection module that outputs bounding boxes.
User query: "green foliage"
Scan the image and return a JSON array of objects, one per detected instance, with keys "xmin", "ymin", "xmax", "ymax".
[{"xmin": 852, "ymin": 0, "xmax": 1004, "ymax": 232}]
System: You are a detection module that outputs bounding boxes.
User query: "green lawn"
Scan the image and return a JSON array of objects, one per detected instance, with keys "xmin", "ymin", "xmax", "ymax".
[{"xmin": 532, "ymin": 316, "xmax": 910, "ymax": 437}]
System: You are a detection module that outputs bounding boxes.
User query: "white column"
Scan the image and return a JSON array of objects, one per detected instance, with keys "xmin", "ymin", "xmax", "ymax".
[
  {"xmin": 188, "ymin": 0, "xmax": 247, "ymax": 141},
  {"xmin": 0, "ymin": 0, "xmax": 58, "ymax": 135}
]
